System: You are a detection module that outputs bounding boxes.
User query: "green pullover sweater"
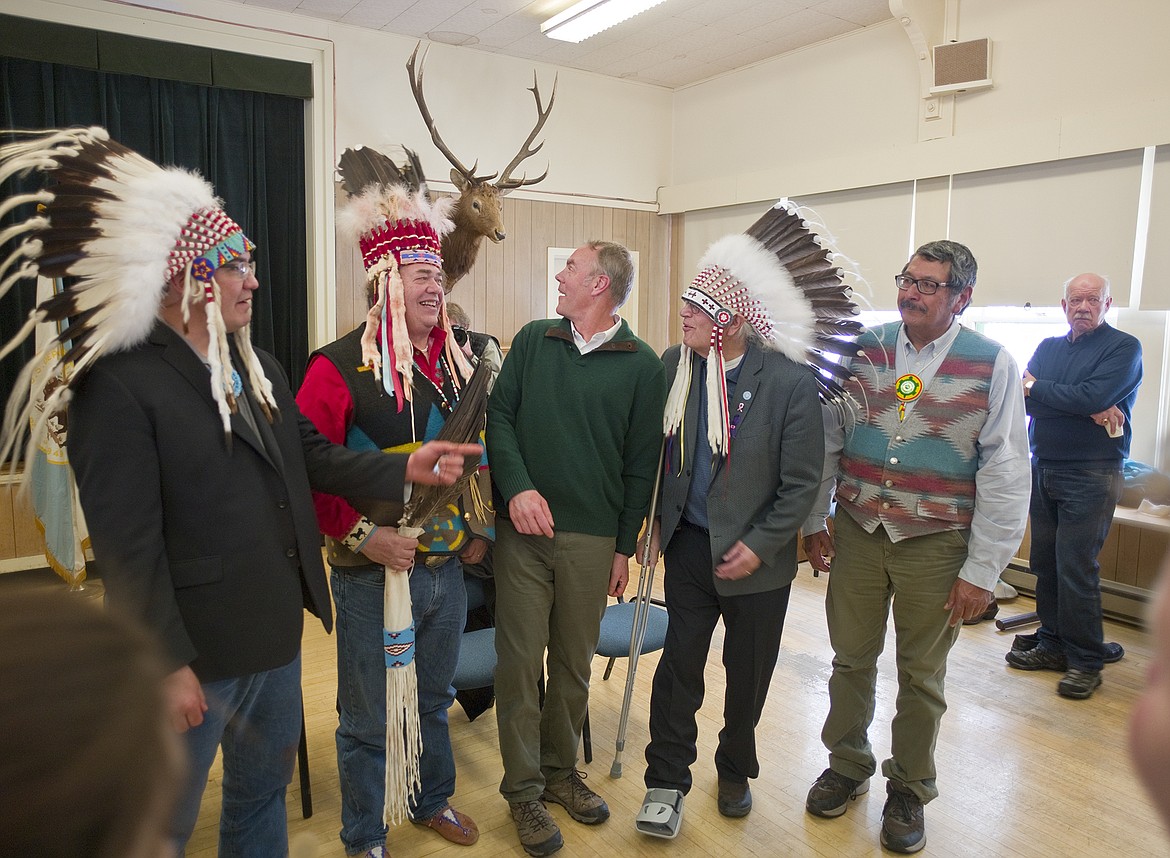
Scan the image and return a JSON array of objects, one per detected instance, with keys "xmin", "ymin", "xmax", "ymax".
[{"xmin": 486, "ymin": 318, "xmax": 666, "ymax": 556}]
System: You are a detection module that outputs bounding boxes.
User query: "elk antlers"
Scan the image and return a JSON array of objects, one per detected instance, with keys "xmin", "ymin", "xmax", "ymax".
[{"xmin": 406, "ymin": 43, "xmax": 556, "ymax": 194}]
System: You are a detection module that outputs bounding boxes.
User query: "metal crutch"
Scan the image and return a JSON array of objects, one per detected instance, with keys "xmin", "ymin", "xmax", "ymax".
[{"xmin": 610, "ymin": 440, "xmax": 666, "ymax": 778}]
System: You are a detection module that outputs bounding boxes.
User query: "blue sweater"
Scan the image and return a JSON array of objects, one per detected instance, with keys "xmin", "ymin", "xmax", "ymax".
[{"xmin": 1026, "ymin": 322, "xmax": 1142, "ymax": 466}]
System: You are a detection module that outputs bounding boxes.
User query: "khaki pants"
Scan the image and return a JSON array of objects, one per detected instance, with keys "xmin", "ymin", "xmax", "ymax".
[
  {"xmin": 494, "ymin": 519, "xmax": 615, "ymax": 802},
  {"xmin": 820, "ymin": 510, "xmax": 968, "ymax": 803}
]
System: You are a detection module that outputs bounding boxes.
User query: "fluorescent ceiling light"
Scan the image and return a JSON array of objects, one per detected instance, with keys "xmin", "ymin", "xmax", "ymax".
[{"xmin": 541, "ymin": 0, "xmax": 668, "ymax": 43}]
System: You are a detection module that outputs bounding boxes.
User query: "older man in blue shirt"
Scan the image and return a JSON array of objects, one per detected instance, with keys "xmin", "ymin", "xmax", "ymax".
[{"xmin": 1005, "ymin": 272, "xmax": 1142, "ymax": 700}]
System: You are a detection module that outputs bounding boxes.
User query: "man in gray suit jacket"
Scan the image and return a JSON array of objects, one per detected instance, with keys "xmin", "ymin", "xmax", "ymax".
[{"xmin": 637, "ymin": 232, "xmax": 824, "ymax": 838}]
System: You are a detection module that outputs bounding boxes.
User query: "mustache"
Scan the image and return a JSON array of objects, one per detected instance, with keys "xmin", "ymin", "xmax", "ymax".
[{"xmin": 899, "ymin": 300, "xmax": 925, "ymax": 312}]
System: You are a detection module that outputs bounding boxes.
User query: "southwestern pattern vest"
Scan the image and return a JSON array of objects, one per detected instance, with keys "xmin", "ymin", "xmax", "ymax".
[
  {"xmin": 313, "ymin": 324, "xmax": 468, "ymax": 559},
  {"xmin": 836, "ymin": 323, "xmax": 1003, "ymax": 542}
]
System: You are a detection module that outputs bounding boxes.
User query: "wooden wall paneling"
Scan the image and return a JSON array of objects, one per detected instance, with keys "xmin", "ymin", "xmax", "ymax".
[
  {"xmin": 1136, "ymin": 531, "xmax": 1169, "ymax": 590},
  {"xmin": 633, "ymin": 210, "xmax": 649, "ymax": 340},
  {"xmin": 11, "ymin": 487, "xmax": 41, "ymax": 557},
  {"xmin": 486, "ymin": 205, "xmax": 506, "ymax": 345},
  {"xmin": 1115, "ymin": 524, "xmax": 1142, "ymax": 587},
  {"xmin": 505, "ymin": 198, "xmax": 531, "ymax": 342},
  {"xmin": 0, "ymin": 484, "xmax": 17, "ymax": 560},
  {"xmin": 530, "ymin": 201, "xmax": 557, "ymax": 333},
  {"xmin": 554, "ymin": 203, "xmax": 576, "ymax": 280},
  {"xmin": 583, "ymin": 206, "xmax": 603, "ymax": 244},
  {"xmin": 654, "ymin": 212, "xmax": 673, "ymax": 351},
  {"xmin": 1098, "ymin": 521, "xmax": 1123, "ymax": 583},
  {"xmin": 611, "ymin": 207, "xmax": 628, "ymax": 252},
  {"xmin": 670, "ymin": 215, "xmax": 686, "ymax": 347}
]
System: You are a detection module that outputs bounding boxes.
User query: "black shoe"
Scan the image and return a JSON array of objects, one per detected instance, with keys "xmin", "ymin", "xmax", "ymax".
[
  {"xmin": 805, "ymin": 768, "xmax": 869, "ymax": 818},
  {"xmin": 717, "ymin": 779, "xmax": 752, "ymax": 817},
  {"xmin": 1058, "ymin": 668, "xmax": 1102, "ymax": 699},
  {"xmin": 1005, "ymin": 643, "xmax": 1067, "ymax": 671},
  {"xmin": 1011, "ymin": 634, "xmax": 1124, "ymax": 664},
  {"xmin": 1011, "ymin": 632, "xmax": 1039, "ymax": 652},
  {"xmin": 880, "ymin": 780, "xmax": 926, "ymax": 854},
  {"xmin": 962, "ymin": 598, "xmax": 999, "ymax": 625}
]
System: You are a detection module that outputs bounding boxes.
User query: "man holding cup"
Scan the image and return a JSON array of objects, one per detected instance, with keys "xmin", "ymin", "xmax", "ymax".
[{"xmin": 1006, "ymin": 272, "xmax": 1143, "ymax": 699}]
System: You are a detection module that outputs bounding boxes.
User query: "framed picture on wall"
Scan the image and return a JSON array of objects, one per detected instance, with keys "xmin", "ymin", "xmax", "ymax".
[{"xmin": 547, "ymin": 246, "xmax": 640, "ymax": 332}]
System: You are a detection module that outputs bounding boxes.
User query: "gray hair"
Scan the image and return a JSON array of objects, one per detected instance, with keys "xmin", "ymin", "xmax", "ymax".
[
  {"xmin": 1063, "ymin": 273, "xmax": 1111, "ymax": 299},
  {"xmin": 445, "ymin": 301, "xmax": 471, "ymax": 328},
  {"xmin": 588, "ymin": 240, "xmax": 635, "ymax": 310},
  {"xmin": 910, "ymin": 240, "xmax": 978, "ymax": 291}
]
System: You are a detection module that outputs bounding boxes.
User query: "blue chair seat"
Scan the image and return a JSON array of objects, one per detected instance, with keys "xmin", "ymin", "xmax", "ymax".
[
  {"xmin": 452, "ymin": 627, "xmax": 496, "ymax": 691},
  {"xmin": 595, "ymin": 600, "xmax": 668, "ymax": 659}
]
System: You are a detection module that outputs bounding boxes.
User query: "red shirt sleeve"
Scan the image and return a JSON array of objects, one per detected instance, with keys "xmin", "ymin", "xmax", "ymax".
[{"xmin": 295, "ymin": 354, "xmax": 362, "ymax": 539}]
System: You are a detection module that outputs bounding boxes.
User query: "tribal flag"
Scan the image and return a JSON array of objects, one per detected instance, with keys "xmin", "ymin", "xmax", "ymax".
[{"xmin": 28, "ymin": 275, "xmax": 89, "ymax": 587}]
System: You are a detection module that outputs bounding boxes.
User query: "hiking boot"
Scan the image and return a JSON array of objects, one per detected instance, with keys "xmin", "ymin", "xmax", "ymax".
[
  {"xmin": 509, "ymin": 800, "xmax": 563, "ymax": 856},
  {"xmin": 1005, "ymin": 643, "xmax": 1067, "ymax": 671},
  {"xmin": 541, "ymin": 769, "xmax": 610, "ymax": 825},
  {"xmin": 880, "ymin": 780, "xmax": 926, "ymax": 854},
  {"xmin": 1011, "ymin": 634, "xmax": 1124, "ymax": 664},
  {"xmin": 805, "ymin": 768, "xmax": 869, "ymax": 818},
  {"xmin": 1058, "ymin": 667, "xmax": 1102, "ymax": 699}
]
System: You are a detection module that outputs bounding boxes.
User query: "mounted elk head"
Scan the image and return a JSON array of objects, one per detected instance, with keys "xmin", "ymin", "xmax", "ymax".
[{"xmin": 407, "ymin": 43, "xmax": 557, "ymax": 291}]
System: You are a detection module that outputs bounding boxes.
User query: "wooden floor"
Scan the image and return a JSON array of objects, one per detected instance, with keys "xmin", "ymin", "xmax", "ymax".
[{"xmin": 186, "ymin": 566, "xmax": 1169, "ymax": 857}]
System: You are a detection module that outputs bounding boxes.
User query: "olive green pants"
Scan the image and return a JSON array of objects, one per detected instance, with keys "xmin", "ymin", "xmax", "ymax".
[
  {"xmin": 494, "ymin": 519, "xmax": 615, "ymax": 802},
  {"xmin": 820, "ymin": 510, "xmax": 968, "ymax": 803}
]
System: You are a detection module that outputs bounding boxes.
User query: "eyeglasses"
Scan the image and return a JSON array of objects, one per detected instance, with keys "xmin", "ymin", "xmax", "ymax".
[
  {"xmin": 895, "ymin": 274, "xmax": 950, "ymax": 295},
  {"xmin": 451, "ymin": 325, "xmax": 469, "ymax": 347},
  {"xmin": 1066, "ymin": 296, "xmax": 1104, "ymax": 308},
  {"xmin": 219, "ymin": 260, "xmax": 254, "ymax": 280}
]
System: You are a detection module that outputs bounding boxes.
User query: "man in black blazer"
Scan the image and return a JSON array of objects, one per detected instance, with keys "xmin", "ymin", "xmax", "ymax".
[
  {"xmin": 637, "ymin": 232, "xmax": 823, "ymax": 838},
  {"xmin": 0, "ymin": 129, "xmax": 478, "ymax": 858},
  {"xmin": 67, "ymin": 252, "xmax": 477, "ymax": 856}
]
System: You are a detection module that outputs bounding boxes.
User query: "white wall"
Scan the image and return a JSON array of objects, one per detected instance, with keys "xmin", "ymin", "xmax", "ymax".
[{"xmin": 666, "ymin": 0, "xmax": 1170, "ymax": 212}]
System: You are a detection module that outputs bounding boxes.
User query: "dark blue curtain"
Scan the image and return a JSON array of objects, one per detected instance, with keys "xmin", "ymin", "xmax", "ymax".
[{"xmin": 0, "ymin": 57, "xmax": 309, "ymax": 435}]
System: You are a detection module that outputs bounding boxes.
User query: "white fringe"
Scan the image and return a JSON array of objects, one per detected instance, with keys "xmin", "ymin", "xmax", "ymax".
[
  {"xmin": 663, "ymin": 345, "xmax": 693, "ymax": 436},
  {"xmin": 383, "ymin": 525, "xmax": 425, "ymax": 827}
]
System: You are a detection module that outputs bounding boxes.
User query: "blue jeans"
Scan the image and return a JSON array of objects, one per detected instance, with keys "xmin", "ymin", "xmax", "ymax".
[
  {"xmin": 172, "ymin": 653, "xmax": 303, "ymax": 858},
  {"xmin": 331, "ymin": 557, "xmax": 466, "ymax": 855},
  {"xmin": 1031, "ymin": 463, "xmax": 1122, "ymax": 671}
]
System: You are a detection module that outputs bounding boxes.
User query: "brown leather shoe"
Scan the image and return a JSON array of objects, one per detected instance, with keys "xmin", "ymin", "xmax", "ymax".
[
  {"xmin": 417, "ymin": 805, "xmax": 479, "ymax": 846},
  {"xmin": 962, "ymin": 598, "xmax": 999, "ymax": 625}
]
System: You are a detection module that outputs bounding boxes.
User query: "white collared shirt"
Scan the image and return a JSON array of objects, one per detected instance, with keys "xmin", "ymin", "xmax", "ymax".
[{"xmin": 571, "ymin": 316, "xmax": 621, "ymax": 354}]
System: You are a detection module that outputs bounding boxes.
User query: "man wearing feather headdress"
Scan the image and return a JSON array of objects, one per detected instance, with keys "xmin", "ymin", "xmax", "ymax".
[
  {"xmin": 296, "ymin": 181, "xmax": 484, "ymax": 856},
  {"xmin": 634, "ymin": 230, "xmax": 825, "ymax": 839},
  {"xmin": 488, "ymin": 241, "xmax": 666, "ymax": 856},
  {"xmin": 0, "ymin": 127, "xmax": 478, "ymax": 857},
  {"xmin": 801, "ymin": 240, "xmax": 1030, "ymax": 854}
]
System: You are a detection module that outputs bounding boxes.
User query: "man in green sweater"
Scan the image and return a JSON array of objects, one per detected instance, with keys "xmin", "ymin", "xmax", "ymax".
[{"xmin": 487, "ymin": 240, "xmax": 667, "ymax": 856}]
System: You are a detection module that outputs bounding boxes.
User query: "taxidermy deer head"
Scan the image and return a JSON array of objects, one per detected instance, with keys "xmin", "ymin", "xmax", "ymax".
[{"xmin": 407, "ymin": 43, "xmax": 557, "ymax": 291}]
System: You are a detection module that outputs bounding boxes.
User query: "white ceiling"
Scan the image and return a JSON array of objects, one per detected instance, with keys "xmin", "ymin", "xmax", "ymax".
[{"xmin": 239, "ymin": 0, "xmax": 893, "ymax": 89}]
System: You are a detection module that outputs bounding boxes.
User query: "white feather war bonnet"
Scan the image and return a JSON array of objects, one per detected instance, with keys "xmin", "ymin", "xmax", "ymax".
[
  {"xmin": 0, "ymin": 126, "xmax": 276, "ymax": 478},
  {"xmin": 335, "ymin": 151, "xmax": 470, "ymax": 411},
  {"xmin": 664, "ymin": 198, "xmax": 864, "ymax": 456}
]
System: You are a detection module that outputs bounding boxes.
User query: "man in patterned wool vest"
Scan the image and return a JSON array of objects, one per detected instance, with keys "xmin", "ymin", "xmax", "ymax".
[{"xmin": 800, "ymin": 240, "xmax": 1030, "ymax": 854}]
